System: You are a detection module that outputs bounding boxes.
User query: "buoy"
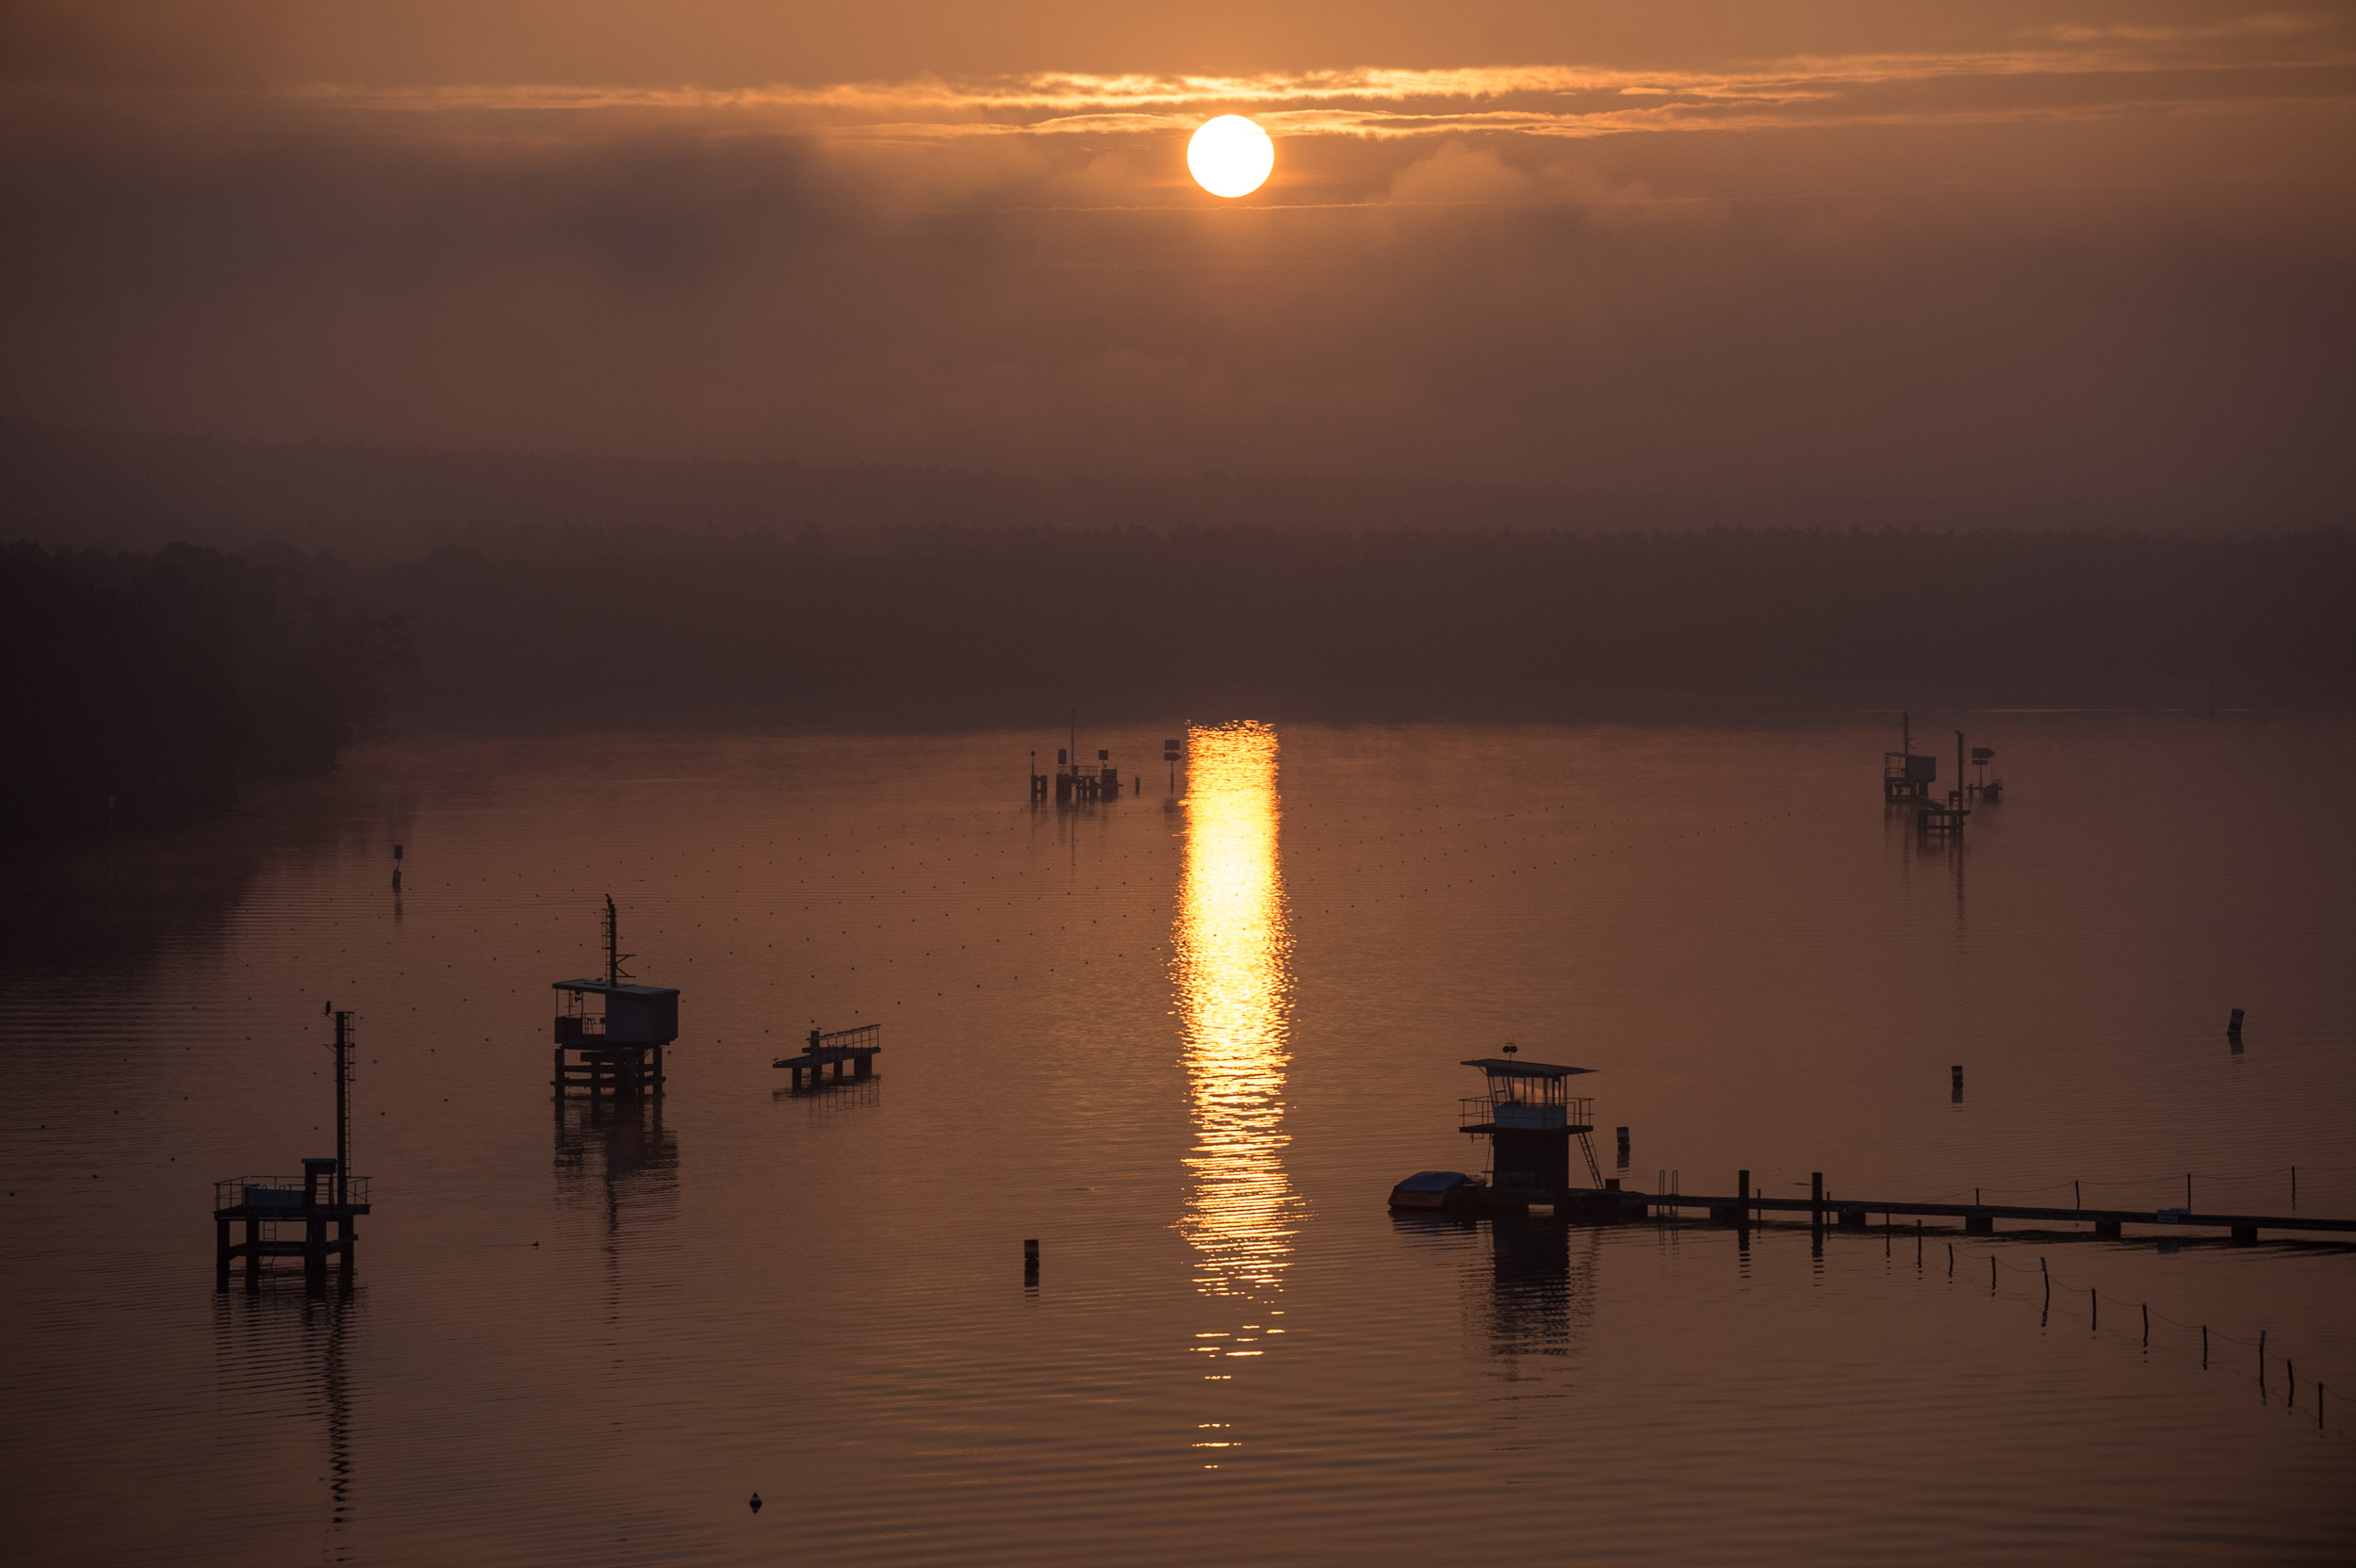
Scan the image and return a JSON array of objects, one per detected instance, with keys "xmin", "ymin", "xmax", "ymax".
[{"xmin": 749, "ymin": 1493, "xmax": 761, "ymax": 1514}]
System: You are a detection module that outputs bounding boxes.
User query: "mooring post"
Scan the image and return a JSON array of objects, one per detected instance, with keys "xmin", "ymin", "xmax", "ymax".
[
  {"xmin": 1990, "ymin": 1255, "xmax": 1997, "ymax": 1291},
  {"xmin": 2201, "ymin": 1325, "xmax": 2208, "ymax": 1367},
  {"xmin": 1916, "ymin": 1218, "xmax": 1922, "ymax": 1267},
  {"xmin": 2090, "ymin": 1286, "xmax": 2097, "ymax": 1330},
  {"xmin": 2259, "ymin": 1330, "xmax": 2266, "ymax": 1393},
  {"xmin": 1810, "ymin": 1172, "xmax": 1824, "ymax": 1232},
  {"xmin": 2186, "ymin": 1172, "xmax": 2193, "ymax": 1209},
  {"xmin": 2291, "ymin": 1165, "xmax": 2297, "ymax": 1208},
  {"xmin": 2142, "ymin": 1302, "xmax": 2149, "ymax": 1344},
  {"xmin": 2074, "ymin": 1180, "xmax": 2080, "ymax": 1211},
  {"xmin": 2040, "ymin": 1255, "xmax": 2049, "ymax": 1308}
]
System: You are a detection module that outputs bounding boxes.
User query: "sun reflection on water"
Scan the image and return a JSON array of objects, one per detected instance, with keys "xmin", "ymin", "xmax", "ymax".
[{"xmin": 1173, "ymin": 722, "xmax": 1300, "ymax": 1403}]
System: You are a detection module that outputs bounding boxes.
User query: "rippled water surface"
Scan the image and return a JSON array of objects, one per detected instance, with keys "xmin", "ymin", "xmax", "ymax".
[{"xmin": 4, "ymin": 716, "xmax": 2351, "ymax": 1564}]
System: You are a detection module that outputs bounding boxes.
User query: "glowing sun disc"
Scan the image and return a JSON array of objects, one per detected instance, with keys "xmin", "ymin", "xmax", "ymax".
[{"xmin": 1187, "ymin": 115, "xmax": 1274, "ymax": 198}]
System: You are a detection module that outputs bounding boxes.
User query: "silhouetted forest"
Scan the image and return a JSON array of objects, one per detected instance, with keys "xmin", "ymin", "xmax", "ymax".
[
  {"xmin": 4, "ymin": 543, "xmax": 402, "ymax": 838},
  {"xmin": 372, "ymin": 526, "xmax": 2354, "ymax": 727}
]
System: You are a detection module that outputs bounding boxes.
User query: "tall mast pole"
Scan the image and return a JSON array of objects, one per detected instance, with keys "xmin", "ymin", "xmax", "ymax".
[{"xmin": 331, "ymin": 1008, "xmax": 352, "ymax": 1205}]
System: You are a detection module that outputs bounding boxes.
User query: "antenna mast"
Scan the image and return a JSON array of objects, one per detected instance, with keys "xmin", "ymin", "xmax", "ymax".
[
  {"xmin": 325, "ymin": 1005, "xmax": 354, "ymax": 1205},
  {"xmin": 603, "ymin": 893, "xmax": 632, "ymax": 986}
]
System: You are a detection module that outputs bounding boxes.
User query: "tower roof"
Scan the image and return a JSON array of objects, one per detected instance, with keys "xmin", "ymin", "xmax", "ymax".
[
  {"xmin": 1462, "ymin": 1057, "xmax": 1592, "ymax": 1078},
  {"xmin": 553, "ymin": 978, "xmax": 679, "ymax": 998}
]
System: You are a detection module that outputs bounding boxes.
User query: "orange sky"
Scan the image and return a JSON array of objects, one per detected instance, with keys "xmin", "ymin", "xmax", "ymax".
[{"xmin": 4, "ymin": 1, "xmax": 2351, "ymax": 516}]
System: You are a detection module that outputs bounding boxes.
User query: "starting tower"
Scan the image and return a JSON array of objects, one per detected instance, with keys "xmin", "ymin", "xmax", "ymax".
[
  {"xmin": 552, "ymin": 895, "xmax": 679, "ymax": 1099},
  {"xmin": 1460, "ymin": 1049, "xmax": 1602, "ymax": 1197}
]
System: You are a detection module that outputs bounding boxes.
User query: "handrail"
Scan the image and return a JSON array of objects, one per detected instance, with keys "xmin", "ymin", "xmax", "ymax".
[{"xmin": 214, "ymin": 1175, "xmax": 371, "ymax": 1210}]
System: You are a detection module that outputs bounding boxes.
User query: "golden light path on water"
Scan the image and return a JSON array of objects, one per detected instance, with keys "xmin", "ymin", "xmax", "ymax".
[{"xmin": 1171, "ymin": 721, "xmax": 1299, "ymax": 1460}]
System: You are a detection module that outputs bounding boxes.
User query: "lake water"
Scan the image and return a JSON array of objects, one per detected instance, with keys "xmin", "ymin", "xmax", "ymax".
[{"xmin": 4, "ymin": 716, "xmax": 2351, "ymax": 1564}]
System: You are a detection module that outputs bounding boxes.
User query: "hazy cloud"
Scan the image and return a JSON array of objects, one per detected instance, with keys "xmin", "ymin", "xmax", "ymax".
[{"xmin": 2, "ymin": 4, "xmax": 2351, "ymax": 519}]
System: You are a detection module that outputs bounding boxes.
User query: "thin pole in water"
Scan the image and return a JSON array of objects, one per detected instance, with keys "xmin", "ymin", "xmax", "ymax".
[
  {"xmin": 2074, "ymin": 1179, "xmax": 2081, "ymax": 1210},
  {"xmin": 2142, "ymin": 1302, "xmax": 2149, "ymax": 1346},
  {"xmin": 1948, "ymin": 1243, "xmax": 1955, "ymax": 1278},
  {"xmin": 1991, "ymin": 1255, "xmax": 1997, "ymax": 1291},
  {"xmin": 2202, "ymin": 1325, "xmax": 2209, "ymax": 1368},
  {"xmin": 2091, "ymin": 1287, "xmax": 2097, "ymax": 1331}
]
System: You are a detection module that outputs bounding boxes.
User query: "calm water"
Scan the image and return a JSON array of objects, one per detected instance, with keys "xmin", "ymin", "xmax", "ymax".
[{"xmin": 3, "ymin": 716, "xmax": 2351, "ymax": 1565}]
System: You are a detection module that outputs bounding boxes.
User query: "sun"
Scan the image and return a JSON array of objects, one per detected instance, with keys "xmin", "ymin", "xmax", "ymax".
[{"xmin": 1187, "ymin": 115, "xmax": 1274, "ymax": 199}]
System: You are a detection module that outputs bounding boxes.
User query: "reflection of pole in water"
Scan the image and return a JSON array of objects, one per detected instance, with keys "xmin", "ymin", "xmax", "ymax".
[
  {"xmin": 311, "ymin": 1295, "xmax": 355, "ymax": 1547},
  {"xmin": 211, "ymin": 1285, "xmax": 365, "ymax": 1557}
]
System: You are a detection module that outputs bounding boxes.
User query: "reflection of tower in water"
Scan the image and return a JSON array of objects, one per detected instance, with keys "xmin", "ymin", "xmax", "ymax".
[
  {"xmin": 1482, "ymin": 1218, "xmax": 1598, "ymax": 1365},
  {"xmin": 1172, "ymin": 721, "xmax": 1300, "ymax": 1426},
  {"xmin": 554, "ymin": 1097, "xmax": 681, "ymax": 1331}
]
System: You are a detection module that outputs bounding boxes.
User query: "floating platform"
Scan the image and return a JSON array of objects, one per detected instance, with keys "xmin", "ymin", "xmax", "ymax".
[{"xmin": 775, "ymin": 1023, "xmax": 880, "ymax": 1091}]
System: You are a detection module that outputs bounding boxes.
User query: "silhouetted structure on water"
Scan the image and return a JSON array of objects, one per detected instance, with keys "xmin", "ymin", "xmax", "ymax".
[
  {"xmin": 775, "ymin": 1024, "xmax": 880, "ymax": 1090},
  {"xmin": 214, "ymin": 1005, "xmax": 370, "ymax": 1293},
  {"xmin": 552, "ymin": 896, "xmax": 678, "ymax": 1100}
]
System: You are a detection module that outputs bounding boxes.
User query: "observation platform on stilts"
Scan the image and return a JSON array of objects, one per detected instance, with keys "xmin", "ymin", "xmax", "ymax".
[
  {"xmin": 215, "ymin": 1161, "xmax": 370, "ymax": 1292},
  {"xmin": 213, "ymin": 1005, "xmax": 368, "ymax": 1294},
  {"xmin": 552, "ymin": 896, "xmax": 678, "ymax": 1101},
  {"xmin": 775, "ymin": 1024, "xmax": 880, "ymax": 1091}
]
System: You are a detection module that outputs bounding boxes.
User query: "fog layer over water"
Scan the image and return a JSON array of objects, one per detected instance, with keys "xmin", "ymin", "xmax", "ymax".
[{"xmin": 2, "ymin": 717, "xmax": 2350, "ymax": 1563}]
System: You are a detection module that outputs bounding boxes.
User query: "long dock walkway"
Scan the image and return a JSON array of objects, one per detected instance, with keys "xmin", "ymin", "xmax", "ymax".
[{"xmin": 1618, "ymin": 1184, "xmax": 2356, "ymax": 1243}]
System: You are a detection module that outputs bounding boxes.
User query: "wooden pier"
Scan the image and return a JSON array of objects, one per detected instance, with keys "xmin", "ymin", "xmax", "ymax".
[
  {"xmin": 775, "ymin": 1023, "xmax": 880, "ymax": 1090},
  {"xmin": 1497, "ymin": 1176, "xmax": 2356, "ymax": 1244}
]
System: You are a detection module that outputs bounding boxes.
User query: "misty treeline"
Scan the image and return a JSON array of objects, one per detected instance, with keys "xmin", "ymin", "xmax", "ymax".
[
  {"xmin": 5, "ymin": 543, "xmax": 402, "ymax": 837},
  {"xmin": 11, "ymin": 527, "xmax": 2348, "ymax": 839},
  {"xmin": 374, "ymin": 526, "xmax": 2354, "ymax": 727}
]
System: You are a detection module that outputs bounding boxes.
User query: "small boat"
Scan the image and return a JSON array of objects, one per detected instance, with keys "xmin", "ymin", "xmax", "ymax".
[{"xmin": 1388, "ymin": 1170, "xmax": 1478, "ymax": 1209}]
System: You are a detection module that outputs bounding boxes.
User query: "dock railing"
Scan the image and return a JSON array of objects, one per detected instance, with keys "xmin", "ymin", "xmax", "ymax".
[
  {"xmin": 214, "ymin": 1175, "xmax": 371, "ymax": 1212},
  {"xmin": 1462, "ymin": 1096, "xmax": 1595, "ymax": 1131}
]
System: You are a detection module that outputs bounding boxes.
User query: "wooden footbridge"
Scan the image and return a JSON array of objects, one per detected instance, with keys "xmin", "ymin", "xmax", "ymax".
[
  {"xmin": 775, "ymin": 1023, "xmax": 880, "ymax": 1090},
  {"xmin": 1606, "ymin": 1173, "xmax": 2356, "ymax": 1244}
]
